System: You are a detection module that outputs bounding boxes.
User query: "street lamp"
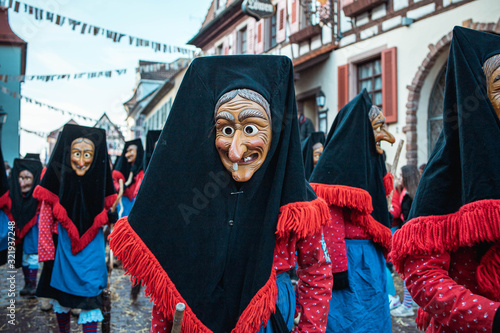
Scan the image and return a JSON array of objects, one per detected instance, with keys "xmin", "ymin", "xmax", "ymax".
[
  {"xmin": 0, "ymin": 106, "xmax": 7, "ymax": 144},
  {"xmin": 316, "ymin": 90, "xmax": 326, "ymax": 109}
]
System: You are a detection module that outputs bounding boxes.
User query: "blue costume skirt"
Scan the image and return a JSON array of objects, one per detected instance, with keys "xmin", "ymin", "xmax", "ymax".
[
  {"xmin": 258, "ymin": 272, "xmax": 295, "ymax": 333},
  {"xmin": 327, "ymin": 239, "xmax": 391, "ymax": 333},
  {"xmin": 118, "ymin": 196, "xmax": 134, "ymax": 219}
]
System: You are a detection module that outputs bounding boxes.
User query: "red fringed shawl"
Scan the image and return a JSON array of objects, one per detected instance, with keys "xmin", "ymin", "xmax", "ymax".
[
  {"xmin": 310, "ymin": 182, "xmax": 392, "ymax": 256},
  {"xmin": 383, "ymin": 172, "xmax": 394, "ymax": 196},
  {"xmin": 33, "ymin": 185, "xmax": 116, "ymax": 255},
  {"xmin": 0, "ymin": 191, "xmax": 13, "ymax": 221},
  {"xmin": 109, "ymin": 197, "xmax": 329, "ymax": 332},
  {"xmin": 391, "ymin": 199, "xmax": 500, "ymax": 301}
]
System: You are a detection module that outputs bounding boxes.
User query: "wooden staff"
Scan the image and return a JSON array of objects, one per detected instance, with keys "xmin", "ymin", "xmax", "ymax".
[
  {"xmin": 101, "ymin": 224, "xmax": 114, "ymax": 333},
  {"xmin": 171, "ymin": 303, "xmax": 185, "ymax": 333}
]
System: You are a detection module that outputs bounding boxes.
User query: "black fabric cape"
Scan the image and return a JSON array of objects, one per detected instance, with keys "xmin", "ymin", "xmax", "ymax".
[
  {"xmin": 10, "ymin": 158, "xmax": 43, "ymax": 236},
  {"xmin": 113, "ymin": 138, "xmax": 144, "ymax": 187},
  {"xmin": 0, "ymin": 147, "xmax": 8, "ymax": 199},
  {"xmin": 392, "ymin": 27, "xmax": 500, "ymax": 271},
  {"xmin": 24, "ymin": 153, "xmax": 40, "ymax": 161},
  {"xmin": 33, "ymin": 124, "xmax": 116, "ymax": 254},
  {"xmin": 144, "ymin": 130, "xmax": 161, "ymax": 170},
  {"xmin": 110, "ymin": 55, "xmax": 328, "ymax": 333},
  {"xmin": 310, "ymin": 89, "xmax": 392, "ymax": 229},
  {"xmin": 301, "ymin": 131, "xmax": 325, "ymax": 181}
]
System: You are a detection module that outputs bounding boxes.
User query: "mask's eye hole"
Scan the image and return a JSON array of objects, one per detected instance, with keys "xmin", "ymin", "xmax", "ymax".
[
  {"xmin": 223, "ymin": 126, "xmax": 234, "ymax": 136},
  {"xmin": 73, "ymin": 152, "xmax": 81, "ymax": 158},
  {"xmin": 84, "ymin": 152, "xmax": 92, "ymax": 159},
  {"xmin": 244, "ymin": 125, "xmax": 258, "ymax": 135}
]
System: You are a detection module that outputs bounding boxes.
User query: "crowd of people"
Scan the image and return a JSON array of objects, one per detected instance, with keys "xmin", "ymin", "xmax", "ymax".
[{"xmin": 0, "ymin": 26, "xmax": 499, "ymax": 333}]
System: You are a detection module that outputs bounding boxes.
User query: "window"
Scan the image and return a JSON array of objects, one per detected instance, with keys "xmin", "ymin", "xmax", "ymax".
[
  {"xmin": 239, "ymin": 27, "xmax": 247, "ymax": 54},
  {"xmin": 216, "ymin": 44, "xmax": 223, "ymax": 55},
  {"xmin": 266, "ymin": 13, "xmax": 277, "ymax": 50},
  {"xmin": 215, "ymin": 0, "xmax": 227, "ymax": 14},
  {"xmin": 358, "ymin": 58, "xmax": 382, "ymax": 107},
  {"xmin": 428, "ymin": 64, "xmax": 446, "ymax": 154}
]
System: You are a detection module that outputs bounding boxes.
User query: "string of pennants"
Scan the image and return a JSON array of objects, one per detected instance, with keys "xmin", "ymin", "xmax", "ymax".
[
  {"xmin": 0, "ymin": 68, "xmax": 127, "ymax": 83},
  {"xmin": 20, "ymin": 127, "xmax": 49, "ymax": 138},
  {"xmin": 6, "ymin": 0, "xmax": 196, "ymax": 57},
  {"xmin": 0, "ymin": 85, "xmax": 98, "ymax": 122}
]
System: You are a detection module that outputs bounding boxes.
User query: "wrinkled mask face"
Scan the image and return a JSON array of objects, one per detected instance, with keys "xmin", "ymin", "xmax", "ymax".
[
  {"xmin": 486, "ymin": 62, "xmax": 500, "ymax": 119},
  {"xmin": 215, "ymin": 95, "xmax": 272, "ymax": 182},
  {"xmin": 125, "ymin": 145, "xmax": 138, "ymax": 164},
  {"xmin": 370, "ymin": 107, "xmax": 395, "ymax": 154},
  {"xmin": 70, "ymin": 138, "xmax": 95, "ymax": 176},
  {"xmin": 19, "ymin": 170, "xmax": 34, "ymax": 194},
  {"xmin": 312, "ymin": 143, "xmax": 323, "ymax": 167}
]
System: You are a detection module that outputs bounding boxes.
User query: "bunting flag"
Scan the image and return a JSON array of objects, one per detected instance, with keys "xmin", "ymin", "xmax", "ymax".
[
  {"xmin": 7, "ymin": 0, "xmax": 197, "ymax": 57},
  {"xmin": 0, "ymin": 85, "xmax": 98, "ymax": 122},
  {"xmin": 20, "ymin": 127, "xmax": 49, "ymax": 138},
  {"xmin": 0, "ymin": 68, "xmax": 127, "ymax": 83}
]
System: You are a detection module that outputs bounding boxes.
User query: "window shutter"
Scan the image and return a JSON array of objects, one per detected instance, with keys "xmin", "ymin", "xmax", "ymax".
[
  {"xmin": 290, "ymin": 0, "xmax": 299, "ymax": 34},
  {"xmin": 276, "ymin": 0, "xmax": 286, "ymax": 43},
  {"xmin": 381, "ymin": 47, "xmax": 398, "ymax": 123},
  {"xmin": 338, "ymin": 64, "xmax": 349, "ymax": 111},
  {"xmin": 223, "ymin": 37, "xmax": 229, "ymax": 55},
  {"xmin": 247, "ymin": 18, "xmax": 256, "ymax": 54},
  {"xmin": 255, "ymin": 20, "xmax": 264, "ymax": 54}
]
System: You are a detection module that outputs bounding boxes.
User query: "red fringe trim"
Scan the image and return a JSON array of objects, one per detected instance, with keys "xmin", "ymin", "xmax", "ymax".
[
  {"xmin": 391, "ymin": 199, "xmax": 500, "ymax": 274},
  {"xmin": 276, "ymin": 197, "xmax": 330, "ymax": 239},
  {"xmin": 477, "ymin": 242, "xmax": 500, "ymax": 302},
  {"xmin": 383, "ymin": 173, "xmax": 394, "ymax": 196},
  {"xmin": 109, "ymin": 217, "xmax": 277, "ymax": 333},
  {"xmin": 350, "ymin": 211, "xmax": 392, "ymax": 257},
  {"xmin": 0, "ymin": 191, "xmax": 13, "ymax": 221},
  {"xmin": 415, "ymin": 307, "xmax": 431, "ymax": 331},
  {"xmin": 33, "ymin": 185, "xmax": 117, "ymax": 255},
  {"xmin": 17, "ymin": 214, "xmax": 38, "ymax": 242},
  {"xmin": 310, "ymin": 183, "xmax": 372, "ymax": 215}
]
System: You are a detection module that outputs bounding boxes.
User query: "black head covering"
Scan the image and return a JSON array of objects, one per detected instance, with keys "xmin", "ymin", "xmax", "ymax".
[
  {"xmin": 392, "ymin": 27, "xmax": 500, "ymax": 272},
  {"xmin": 113, "ymin": 139, "xmax": 144, "ymax": 188},
  {"xmin": 33, "ymin": 124, "xmax": 116, "ymax": 254},
  {"xmin": 24, "ymin": 153, "xmax": 41, "ymax": 161},
  {"xmin": 0, "ymin": 147, "xmax": 11, "ymax": 218},
  {"xmin": 310, "ymin": 89, "xmax": 392, "ymax": 229},
  {"xmin": 10, "ymin": 158, "xmax": 43, "ymax": 237},
  {"xmin": 144, "ymin": 130, "xmax": 161, "ymax": 170},
  {"xmin": 301, "ymin": 131, "xmax": 325, "ymax": 180},
  {"xmin": 110, "ymin": 55, "xmax": 327, "ymax": 332}
]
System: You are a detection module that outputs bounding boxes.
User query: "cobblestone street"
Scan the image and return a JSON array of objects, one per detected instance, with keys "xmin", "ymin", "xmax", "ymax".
[{"xmin": 0, "ymin": 263, "xmax": 419, "ymax": 332}]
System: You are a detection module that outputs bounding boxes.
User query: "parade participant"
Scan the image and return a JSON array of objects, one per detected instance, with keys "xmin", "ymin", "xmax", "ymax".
[
  {"xmin": 144, "ymin": 130, "xmax": 161, "ymax": 170},
  {"xmin": 112, "ymin": 139, "xmax": 144, "ymax": 218},
  {"xmin": 301, "ymin": 131, "xmax": 325, "ymax": 180},
  {"xmin": 391, "ymin": 26, "xmax": 500, "ymax": 332},
  {"xmin": 309, "ymin": 89, "xmax": 395, "ymax": 332},
  {"xmin": 298, "ymin": 112, "xmax": 315, "ymax": 141},
  {"xmin": 110, "ymin": 55, "xmax": 332, "ymax": 332},
  {"xmin": 33, "ymin": 124, "xmax": 116, "ymax": 333},
  {"xmin": 0, "ymin": 147, "xmax": 13, "ymax": 266},
  {"xmin": 10, "ymin": 157, "xmax": 43, "ymax": 296}
]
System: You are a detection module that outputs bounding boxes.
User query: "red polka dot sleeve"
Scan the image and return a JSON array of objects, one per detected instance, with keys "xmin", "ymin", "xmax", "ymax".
[
  {"xmin": 150, "ymin": 303, "xmax": 170, "ymax": 333},
  {"xmin": 323, "ymin": 205, "xmax": 348, "ymax": 273},
  {"xmin": 38, "ymin": 200, "xmax": 56, "ymax": 262},
  {"xmin": 403, "ymin": 248, "xmax": 500, "ymax": 332}
]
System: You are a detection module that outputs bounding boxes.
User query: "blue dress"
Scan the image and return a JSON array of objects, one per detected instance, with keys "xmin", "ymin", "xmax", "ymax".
[
  {"xmin": 0, "ymin": 210, "xmax": 9, "ymax": 252},
  {"xmin": 258, "ymin": 272, "xmax": 295, "ymax": 333}
]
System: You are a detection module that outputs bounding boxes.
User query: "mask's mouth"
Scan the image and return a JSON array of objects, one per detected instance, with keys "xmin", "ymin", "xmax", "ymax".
[{"xmin": 74, "ymin": 164, "xmax": 88, "ymax": 170}]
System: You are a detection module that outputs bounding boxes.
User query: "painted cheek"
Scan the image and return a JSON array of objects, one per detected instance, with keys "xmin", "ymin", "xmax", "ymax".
[
  {"xmin": 215, "ymin": 137, "xmax": 231, "ymax": 152},
  {"xmin": 245, "ymin": 136, "xmax": 266, "ymax": 150}
]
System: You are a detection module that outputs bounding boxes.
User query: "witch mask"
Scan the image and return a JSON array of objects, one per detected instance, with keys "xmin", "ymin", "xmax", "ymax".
[
  {"xmin": 484, "ymin": 54, "xmax": 500, "ymax": 118},
  {"xmin": 19, "ymin": 170, "xmax": 34, "ymax": 194},
  {"xmin": 369, "ymin": 106, "xmax": 395, "ymax": 154},
  {"xmin": 312, "ymin": 142, "xmax": 323, "ymax": 167},
  {"xmin": 215, "ymin": 89, "xmax": 272, "ymax": 182},
  {"xmin": 70, "ymin": 137, "xmax": 95, "ymax": 176},
  {"xmin": 125, "ymin": 144, "xmax": 138, "ymax": 164}
]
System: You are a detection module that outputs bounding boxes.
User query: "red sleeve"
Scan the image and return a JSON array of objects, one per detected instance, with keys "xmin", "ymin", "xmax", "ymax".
[
  {"xmin": 150, "ymin": 303, "xmax": 171, "ymax": 333},
  {"xmin": 323, "ymin": 205, "xmax": 348, "ymax": 273},
  {"xmin": 133, "ymin": 170, "xmax": 145, "ymax": 199},
  {"xmin": 112, "ymin": 170, "xmax": 125, "ymax": 192},
  {"xmin": 294, "ymin": 227, "xmax": 333, "ymax": 333},
  {"xmin": 403, "ymin": 252, "xmax": 500, "ymax": 332},
  {"xmin": 390, "ymin": 189, "xmax": 401, "ymax": 220},
  {"xmin": 38, "ymin": 201, "xmax": 56, "ymax": 262}
]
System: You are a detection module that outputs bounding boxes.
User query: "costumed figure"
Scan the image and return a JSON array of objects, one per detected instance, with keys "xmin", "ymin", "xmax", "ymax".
[
  {"xmin": 109, "ymin": 55, "xmax": 333, "ymax": 333},
  {"xmin": 0, "ymin": 147, "xmax": 13, "ymax": 266},
  {"xmin": 301, "ymin": 131, "xmax": 325, "ymax": 181},
  {"xmin": 10, "ymin": 157, "xmax": 43, "ymax": 297},
  {"xmin": 298, "ymin": 112, "xmax": 315, "ymax": 142},
  {"xmin": 309, "ymin": 89, "xmax": 395, "ymax": 332},
  {"xmin": 391, "ymin": 26, "xmax": 500, "ymax": 332},
  {"xmin": 112, "ymin": 139, "xmax": 144, "ymax": 218},
  {"xmin": 33, "ymin": 124, "xmax": 117, "ymax": 333}
]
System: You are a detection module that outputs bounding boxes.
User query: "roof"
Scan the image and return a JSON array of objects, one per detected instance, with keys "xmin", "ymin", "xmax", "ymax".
[
  {"xmin": 94, "ymin": 113, "xmax": 125, "ymax": 141},
  {"xmin": 0, "ymin": 7, "xmax": 27, "ymax": 74}
]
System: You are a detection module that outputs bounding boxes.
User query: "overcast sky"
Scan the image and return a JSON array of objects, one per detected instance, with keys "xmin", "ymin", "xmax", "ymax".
[{"xmin": 7, "ymin": 0, "xmax": 211, "ymax": 155}]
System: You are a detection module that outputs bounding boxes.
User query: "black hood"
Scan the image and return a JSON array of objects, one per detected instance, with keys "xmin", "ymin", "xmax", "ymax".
[{"xmin": 301, "ymin": 131, "xmax": 325, "ymax": 181}]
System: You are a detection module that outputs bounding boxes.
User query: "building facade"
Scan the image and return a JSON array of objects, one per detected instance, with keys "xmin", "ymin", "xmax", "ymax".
[
  {"xmin": 94, "ymin": 113, "xmax": 125, "ymax": 163},
  {"xmin": 0, "ymin": 6, "xmax": 26, "ymax": 164},
  {"xmin": 189, "ymin": 0, "xmax": 499, "ymax": 168}
]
